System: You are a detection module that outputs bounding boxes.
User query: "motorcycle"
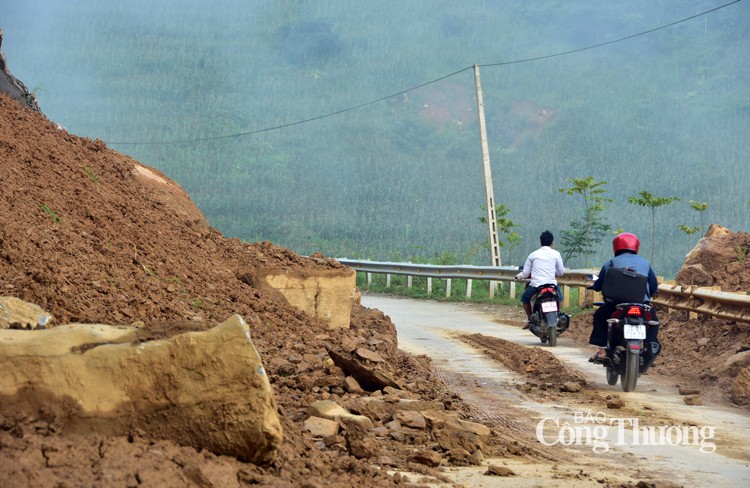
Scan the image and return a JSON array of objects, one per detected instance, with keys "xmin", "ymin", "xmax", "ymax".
[
  {"xmin": 592, "ymin": 301, "xmax": 660, "ymax": 392},
  {"xmin": 527, "ymin": 283, "xmax": 570, "ymax": 347},
  {"xmin": 589, "ymin": 268, "xmax": 660, "ymax": 392}
]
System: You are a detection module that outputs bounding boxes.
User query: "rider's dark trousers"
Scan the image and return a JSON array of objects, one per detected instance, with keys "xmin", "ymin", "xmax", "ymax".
[{"xmin": 590, "ymin": 302, "xmax": 616, "ymax": 346}]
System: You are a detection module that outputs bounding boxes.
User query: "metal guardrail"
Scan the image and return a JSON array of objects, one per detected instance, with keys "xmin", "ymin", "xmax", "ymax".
[
  {"xmin": 337, "ymin": 259, "xmax": 750, "ymax": 324},
  {"xmin": 653, "ymin": 283, "xmax": 750, "ymax": 323},
  {"xmin": 336, "ymin": 259, "xmax": 597, "ymax": 287}
]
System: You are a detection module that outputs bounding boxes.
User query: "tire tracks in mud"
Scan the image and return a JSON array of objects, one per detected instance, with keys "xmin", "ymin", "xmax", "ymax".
[
  {"xmin": 455, "ymin": 332, "xmax": 634, "ymax": 416},
  {"xmin": 455, "ymin": 328, "xmax": 750, "ymax": 460},
  {"xmin": 431, "ymin": 367, "xmax": 549, "ymax": 457},
  {"xmin": 449, "ymin": 331, "xmax": 750, "ymax": 485},
  {"xmin": 430, "ymin": 333, "xmax": 631, "ymax": 465}
]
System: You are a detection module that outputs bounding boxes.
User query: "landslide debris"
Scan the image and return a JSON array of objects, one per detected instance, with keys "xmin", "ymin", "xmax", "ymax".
[{"xmin": 0, "ymin": 66, "xmax": 515, "ymax": 486}]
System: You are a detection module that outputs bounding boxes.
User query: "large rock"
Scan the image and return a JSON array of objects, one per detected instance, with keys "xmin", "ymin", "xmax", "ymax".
[
  {"xmin": 0, "ymin": 314, "xmax": 282, "ymax": 464},
  {"xmin": 426, "ymin": 411, "xmax": 491, "ymax": 453},
  {"xmin": 328, "ymin": 348, "xmax": 403, "ymax": 391},
  {"xmin": 675, "ymin": 263, "xmax": 714, "ymax": 287},
  {"xmin": 716, "ymin": 350, "xmax": 750, "ymax": 378},
  {"xmin": 240, "ymin": 267, "xmax": 357, "ymax": 329},
  {"xmin": 677, "ymin": 224, "xmax": 746, "ymax": 289},
  {"xmin": 0, "ymin": 296, "xmax": 54, "ymax": 329}
]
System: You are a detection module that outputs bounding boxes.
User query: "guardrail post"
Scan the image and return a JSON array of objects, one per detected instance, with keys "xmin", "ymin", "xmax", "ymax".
[
  {"xmin": 407, "ymin": 275, "xmax": 412, "ymax": 288},
  {"xmin": 489, "ymin": 281, "xmax": 496, "ymax": 298},
  {"xmin": 563, "ymin": 285, "xmax": 570, "ymax": 309},
  {"xmin": 466, "ymin": 279, "xmax": 473, "ymax": 298},
  {"xmin": 446, "ymin": 279, "xmax": 452, "ymax": 298},
  {"xmin": 427, "ymin": 277, "xmax": 433, "ymax": 294},
  {"xmin": 367, "ymin": 272, "xmax": 372, "ymax": 288},
  {"xmin": 386, "ymin": 273, "xmax": 391, "ymax": 288}
]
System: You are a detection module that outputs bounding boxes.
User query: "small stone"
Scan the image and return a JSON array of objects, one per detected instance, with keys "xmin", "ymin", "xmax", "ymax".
[
  {"xmin": 683, "ymin": 394, "xmax": 702, "ymax": 406},
  {"xmin": 485, "ymin": 465, "xmax": 515, "ymax": 477},
  {"xmin": 409, "ymin": 450, "xmax": 442, "ymax": 467},
  {"xmin": 606, "ymin": 396, "xmax": 625, "ymax": 409},
  {"xmin": 678, "ymin": 386, "xmax": 700, "ymax": 396},
  {"xmin": 356, "ymin": 347, "xmax": 385, "ymax": 363},
  {"xmin": 560, "ymin": 382, "xmax": 583, "ymax": 393}
]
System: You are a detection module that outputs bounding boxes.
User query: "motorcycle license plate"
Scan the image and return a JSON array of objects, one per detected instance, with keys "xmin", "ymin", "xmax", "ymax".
[
  {"xmin": 623, "ymin": 324, "xmax": 646, "ymax": 339},
  {"xmin": 541, "ymin": 301, "xmax": 558, "ymax": 313}
]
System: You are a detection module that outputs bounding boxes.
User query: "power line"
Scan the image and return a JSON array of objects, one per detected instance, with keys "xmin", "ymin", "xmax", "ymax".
[
  {"xmin": 108, "ymin": 67, "xmax": 473, "ymax": 146},
  {"xmin": 480, "ymin": 0, "xmax": 742, "ymax": 67},
  {"xmin": 107, "ymin": 0, "xmax": 742, "ymax": 146}
]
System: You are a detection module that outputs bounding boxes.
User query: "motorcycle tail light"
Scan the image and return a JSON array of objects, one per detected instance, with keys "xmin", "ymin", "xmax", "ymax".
[
  {"xmin": 626, "ymin": 306, "xmax": 642, "ymax": 316},
  {"xmin": 541, "ymin": 287, "xmax": 555, "ymax": 294}
]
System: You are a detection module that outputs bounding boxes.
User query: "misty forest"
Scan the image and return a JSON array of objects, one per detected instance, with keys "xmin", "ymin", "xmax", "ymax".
[{"xmin": 2, "ymin": 0, "xmax": 749, "ymax": 278}]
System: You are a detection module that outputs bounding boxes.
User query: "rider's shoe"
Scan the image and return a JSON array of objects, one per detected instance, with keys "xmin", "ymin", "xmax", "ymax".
[
  {"xmin": 522, "ymin": 321, "xmax": 531, "ymax": 330},
  {"xmin": 588, "ymin": 349, "xmax": 608, "ymax": 363}
]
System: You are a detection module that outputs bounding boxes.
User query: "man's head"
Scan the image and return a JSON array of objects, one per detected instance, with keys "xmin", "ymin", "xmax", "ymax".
[{"xmin": 540, "ymin": 230, "xmax": 554, "ymax": 247}]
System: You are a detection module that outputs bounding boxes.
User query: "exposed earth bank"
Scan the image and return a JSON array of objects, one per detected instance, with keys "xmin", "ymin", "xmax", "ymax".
[{"xmin": 0, "ymin": 81, "xmax": 513, "ymax": 487}]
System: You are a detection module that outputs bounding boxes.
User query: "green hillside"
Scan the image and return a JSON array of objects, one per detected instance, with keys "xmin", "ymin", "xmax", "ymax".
[{"xmin": 2, "ymin": 0, "xmax": 748, "ymax": 276}]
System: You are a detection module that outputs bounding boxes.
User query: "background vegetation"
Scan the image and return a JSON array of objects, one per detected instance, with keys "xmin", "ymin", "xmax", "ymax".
[{"xmin": 3, "ymin": 0, "xmax": 749, "ymax": 277}]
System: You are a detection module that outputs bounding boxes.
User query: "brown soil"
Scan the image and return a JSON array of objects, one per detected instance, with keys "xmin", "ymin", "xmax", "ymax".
[
  {"xmin": 0, "ymin": 92, "xmax": 524, "ymax": 487},
  {"xmin": 1, "ymin": 82, "xmax": 749, "ymax": 487}
]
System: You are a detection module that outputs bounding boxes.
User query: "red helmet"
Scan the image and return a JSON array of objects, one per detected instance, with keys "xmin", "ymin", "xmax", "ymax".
[{"xmin": 613, "ymin": 232, "xmax": 640, "ymax": 254}]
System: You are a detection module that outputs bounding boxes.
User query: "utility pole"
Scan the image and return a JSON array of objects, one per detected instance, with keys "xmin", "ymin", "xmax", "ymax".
[{"xmin": 473, "ymin": 64, "xmax": 502, "ymax": 268}]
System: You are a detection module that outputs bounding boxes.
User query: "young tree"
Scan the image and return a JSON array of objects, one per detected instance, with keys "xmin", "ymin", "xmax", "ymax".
[
  {"xmin": 689, "ymin": 200, "xmax": 709, "ymax": 236},
  {"xmin": 558, "ymin": 176, "xmax": 612, "ymax": 267},
  {"xmin": 504, "ymin": 231, "xmax": 523, "ymax": 266},
  {"xmin": 479, "ymin": 204, "xmax": 523, "ymax": 265},
  {"xmin": 627, "ymin": 191, "xmax": 680, "ymax": 263}
]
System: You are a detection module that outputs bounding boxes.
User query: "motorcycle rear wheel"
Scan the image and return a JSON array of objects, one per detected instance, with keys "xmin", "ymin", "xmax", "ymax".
[
  {"xmin": 545, "ymin": 312, "xmax": 558, "ymax": 347},
  {"xmin": 621, "ymin": 348, "xmax": 640, "ymax": 392}
]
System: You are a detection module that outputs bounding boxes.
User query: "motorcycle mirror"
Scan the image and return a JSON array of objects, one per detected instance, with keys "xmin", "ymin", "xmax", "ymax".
[{"xmin": 586, "ymin": 274, "xmax": 598, "ymax": 281}]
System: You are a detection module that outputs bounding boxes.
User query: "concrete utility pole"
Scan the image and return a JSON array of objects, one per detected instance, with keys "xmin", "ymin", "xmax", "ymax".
[{"xmin": 473, "ymin": 64, "xmax": 502, "ymax": 268}]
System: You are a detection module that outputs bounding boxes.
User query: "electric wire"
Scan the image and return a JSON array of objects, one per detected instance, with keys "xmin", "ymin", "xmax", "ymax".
[
  {"xmin": 480, "ymin": 0, "xmax": 742, "ymax": 67},
  {"xmin": 108, "ymin": 67, "xmax": 473, "ymax": 145},
  {"xmin": 106, "ymin": 0, "xmax": 742, "ymax": 146}
]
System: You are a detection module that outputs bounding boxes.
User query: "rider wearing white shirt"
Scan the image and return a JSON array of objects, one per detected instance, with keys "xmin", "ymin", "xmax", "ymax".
[{"xmin": 515, "ymin": 230, "xmax": 565, "ymax": 326}]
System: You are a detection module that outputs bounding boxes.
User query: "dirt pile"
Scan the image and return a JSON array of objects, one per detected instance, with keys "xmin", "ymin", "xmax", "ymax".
[
  {"xmin": 0, "ymin": 85, "xmax": 520, "ymax": 486},
  {"xmin": 567, "ymin": 226, "xmax": 750, "ymax": 406}
]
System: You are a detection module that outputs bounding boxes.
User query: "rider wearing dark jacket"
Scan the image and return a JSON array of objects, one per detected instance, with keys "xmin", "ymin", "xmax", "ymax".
[{"xmin": 590, "ymin": 232, "xmax": 659, "ymax": 362}]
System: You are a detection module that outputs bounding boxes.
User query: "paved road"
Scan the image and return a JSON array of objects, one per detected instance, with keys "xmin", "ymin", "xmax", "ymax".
[{"xmin": 361, "ymin": 294, "xmax": 750, "ymax": 488}]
